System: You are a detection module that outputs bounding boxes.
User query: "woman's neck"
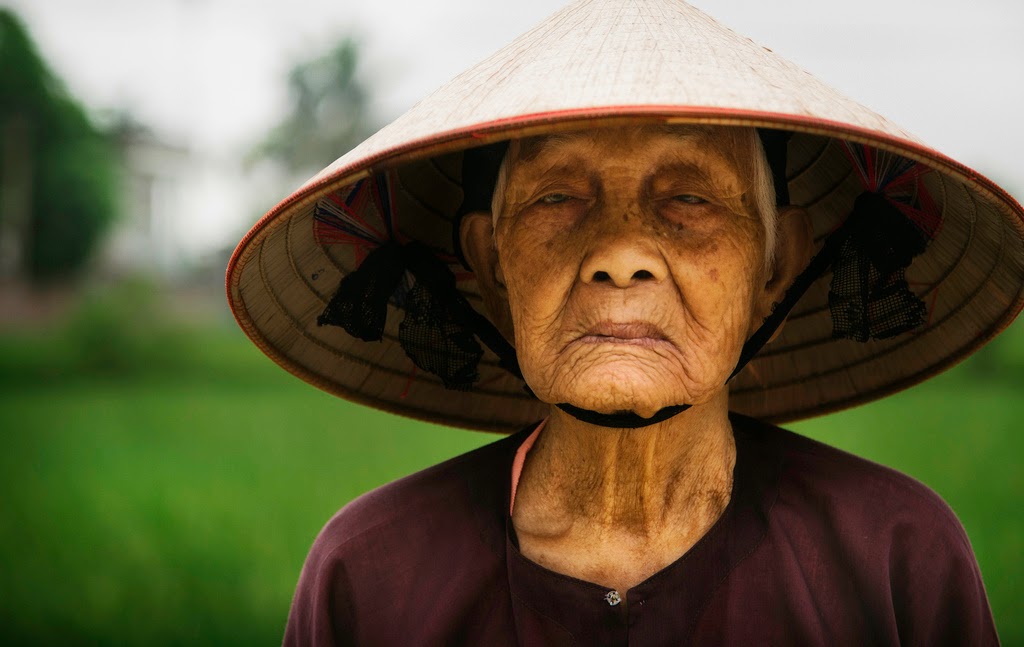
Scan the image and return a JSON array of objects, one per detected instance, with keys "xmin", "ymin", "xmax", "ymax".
[
  {"xmin": 510, "ymin": 390, "xmax": 737, "ymax": 592},
  {"xmin": 514, "ymin": 390, "xmax": 736, "ymax": 539}
]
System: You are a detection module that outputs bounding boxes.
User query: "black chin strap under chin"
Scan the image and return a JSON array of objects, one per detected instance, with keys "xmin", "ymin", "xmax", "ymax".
[{"xmin": 554, "ymin": 403, "xmax": 691, "ymax": 428}]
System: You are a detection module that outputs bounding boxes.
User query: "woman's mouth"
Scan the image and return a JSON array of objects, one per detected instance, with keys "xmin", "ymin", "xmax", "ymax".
[{"xmin": 575, "ymin": 321, "xmax": 671, "ymax": 348}]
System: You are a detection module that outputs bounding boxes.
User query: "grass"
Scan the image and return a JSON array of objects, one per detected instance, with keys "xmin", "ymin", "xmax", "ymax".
[
  {"xmin": 0, "ymin": 313, "xmax": 1020, "ymax": 644},
  {"xmin": 0, "ymin": 350, "xmax": 489, "ymax": 645}
]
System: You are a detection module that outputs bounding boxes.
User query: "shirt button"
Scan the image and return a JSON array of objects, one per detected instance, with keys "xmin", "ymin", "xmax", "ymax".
[{"xmin": 604, "ymin": 590, "xmax": 622, "ymax": 606}]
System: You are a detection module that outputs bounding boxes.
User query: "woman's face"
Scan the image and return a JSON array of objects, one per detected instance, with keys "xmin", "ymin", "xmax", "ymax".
[{"xmin": 490, "ymin": 126, "xmax": 776, "ymax": 418}]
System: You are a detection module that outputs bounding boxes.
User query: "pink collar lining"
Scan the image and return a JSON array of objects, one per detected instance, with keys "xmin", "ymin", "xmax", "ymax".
[{"xmin": 509, "ymin": 420, "xmax": 546, "ymax": 516}]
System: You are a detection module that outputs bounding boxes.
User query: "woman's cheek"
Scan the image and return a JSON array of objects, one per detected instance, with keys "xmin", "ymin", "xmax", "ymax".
[{"xmin": 500, "ymin": 249, "xmax": 571, "ymax": 352}]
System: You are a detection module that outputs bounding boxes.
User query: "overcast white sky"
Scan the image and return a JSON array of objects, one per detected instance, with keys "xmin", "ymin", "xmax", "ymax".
[{"xmin": 4, "ymin": 0, "xmax": 1022, "ymax": 252}]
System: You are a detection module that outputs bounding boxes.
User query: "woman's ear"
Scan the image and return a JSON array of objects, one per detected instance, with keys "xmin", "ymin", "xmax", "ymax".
[
  {"xmin": 459, "ymin": 211, "xmax": 515, "ymax": 342},
  {"xmin": 757, "ymin": 205, "xmax": 813, "ymax": 340}
]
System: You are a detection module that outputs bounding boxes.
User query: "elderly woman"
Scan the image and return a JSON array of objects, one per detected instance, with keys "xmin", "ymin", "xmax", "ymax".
[{"xmin": 228, "ymin": 1, "xmax": 1019, "ymax": 644}]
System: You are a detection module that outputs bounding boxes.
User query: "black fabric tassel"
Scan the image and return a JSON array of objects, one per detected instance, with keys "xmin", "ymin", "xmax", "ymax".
[
  {"xmin": 317, "ymin": 243, "xmax": 407, "ymax": 342},
  {"xmin": 398, "ymin": 282, "xmax": 482, "ymax": 390},
  {"xmin": 829, "ymin": 191, "xmax": 929, "ymax": 342},
  {"xmin": 317, "ymin": 241, "xmax": 486, "ymax": 390}
]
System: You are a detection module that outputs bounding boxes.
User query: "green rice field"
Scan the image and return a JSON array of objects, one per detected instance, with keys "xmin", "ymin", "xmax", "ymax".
[{"xmin": 0, "ymin": 317, "xmax": 1020, "ymax": 645}]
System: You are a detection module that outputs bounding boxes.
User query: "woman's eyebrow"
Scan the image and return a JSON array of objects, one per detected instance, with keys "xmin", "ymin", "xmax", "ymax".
[
  {"xmin": 515, "ymin": 153, "xmax": 590, "ymax": 185},
  {"xmin": 650, "ymin": 161, "xmax": 718, "ymax": 187},
  {"xmin": 649, "ymin": 160, "xmax": 752, "ymax": 211},
  {"xmin": 501, "ymin": 159, "xmax": 592, "ymax": 210}
]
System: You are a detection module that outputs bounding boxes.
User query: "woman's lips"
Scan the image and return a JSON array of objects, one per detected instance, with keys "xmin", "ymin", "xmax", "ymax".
[{"xmin": 574, "ymin": 321, "xmax": 672, "ymax": 348}]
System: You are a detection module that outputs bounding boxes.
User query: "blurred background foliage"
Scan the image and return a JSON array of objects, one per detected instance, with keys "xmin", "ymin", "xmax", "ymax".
[
  {"xmin": 0, "ymin": 5, "xmax": 1020, "ymax": 646},
  {"xmin": 0, "ymin": 10, "xmax": 118, "ymax": 283},
  {"xmin": 248, "ymin": 36, "xmax": 378, "ymax": 182}
]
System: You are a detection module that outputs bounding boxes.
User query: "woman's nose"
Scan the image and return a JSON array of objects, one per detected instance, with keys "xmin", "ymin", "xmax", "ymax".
[{"xmin": 580, "ymin": 226, "xmax": 669, "ymax": 288}]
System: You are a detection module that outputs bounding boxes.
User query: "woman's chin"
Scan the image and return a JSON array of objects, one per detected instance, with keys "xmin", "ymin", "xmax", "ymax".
[
  {"xmin": 553, "ymin": 371, "xmax": 688, "ymax": 419},
  {"xmin": 527, "ymin": 353, "xmax": 729, "ymax": 418}
]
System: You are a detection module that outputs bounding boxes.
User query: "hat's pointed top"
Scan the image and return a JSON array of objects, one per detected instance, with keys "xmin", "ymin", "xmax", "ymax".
[{"xmin": 315, "ymin": 0, "xmax": 915, "ymax": 183}]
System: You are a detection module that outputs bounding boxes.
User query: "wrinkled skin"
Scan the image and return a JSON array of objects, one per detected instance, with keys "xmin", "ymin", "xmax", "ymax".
[
  {"xmin": 460, "ymin": 125, "xmax": 812, "ymax": 596},
  {"xmin": 504, "ymin": 127, "xmax": 770, "ymax": 417}
]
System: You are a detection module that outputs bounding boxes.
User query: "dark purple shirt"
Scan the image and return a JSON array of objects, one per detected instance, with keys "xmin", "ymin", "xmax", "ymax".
[{"xmin": 284, "ymin": 414, "xmax": 998, "ymax": 646}]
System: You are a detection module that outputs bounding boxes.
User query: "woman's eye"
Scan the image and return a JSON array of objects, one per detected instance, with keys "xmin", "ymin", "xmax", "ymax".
[
  {"xmin": 540, "ymin": 193, "xmax": 571, "ymax": 204},
  {"xmin": 672, "ymin": 194, "xmax": 706, "ymax": 205}
]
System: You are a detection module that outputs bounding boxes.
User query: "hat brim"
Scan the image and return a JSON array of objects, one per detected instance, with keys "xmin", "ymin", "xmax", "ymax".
[{"xmin": 227, "ymin": 106, "xmax": 1024, "ymax": 432}]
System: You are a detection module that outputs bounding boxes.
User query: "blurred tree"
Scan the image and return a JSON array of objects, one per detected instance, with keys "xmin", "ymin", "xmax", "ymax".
[
  {"xmin": 250, "ymin": 36, "xmax": 378, "ymax": 177},
  {"xmin": 0, "ymin": 9, "xmax": 118, "ymax": 283}
]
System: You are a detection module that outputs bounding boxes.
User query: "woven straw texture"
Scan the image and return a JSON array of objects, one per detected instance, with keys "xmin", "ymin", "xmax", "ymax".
[{"xmin": 227, "ymin": 0, "xmax": 1024, "ymax": 432}]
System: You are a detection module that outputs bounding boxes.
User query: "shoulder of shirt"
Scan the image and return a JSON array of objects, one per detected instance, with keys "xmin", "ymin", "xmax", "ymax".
[
  {"xmin": 732, "ymin": 413, "xmax": 969, "ymax": 542},
  {"xmin": 307, "ymin": 425, "xmax": 529, "ymax": 558}
]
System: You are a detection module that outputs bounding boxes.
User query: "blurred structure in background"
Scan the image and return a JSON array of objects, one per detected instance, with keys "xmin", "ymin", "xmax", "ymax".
[{"xmin": 102, "ymin": 115, "xmax": 192, "ymax": 280}]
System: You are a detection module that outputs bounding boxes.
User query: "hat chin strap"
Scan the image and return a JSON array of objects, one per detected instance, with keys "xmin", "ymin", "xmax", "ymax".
[{"xmin": 555, "ymin": 402, "xmax": 690, "ymax": 428}]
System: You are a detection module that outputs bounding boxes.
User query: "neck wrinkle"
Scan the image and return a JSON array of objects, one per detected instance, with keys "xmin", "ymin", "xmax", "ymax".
[{"xmin": 520, "ymin": 391, "xmax": 736, "ymax": 536}]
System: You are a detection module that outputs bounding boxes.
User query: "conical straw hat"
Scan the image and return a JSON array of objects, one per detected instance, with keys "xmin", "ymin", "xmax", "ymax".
[{"xmin": 227, "ymin": 0, "xmax": 1024, "ymax": 433}]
